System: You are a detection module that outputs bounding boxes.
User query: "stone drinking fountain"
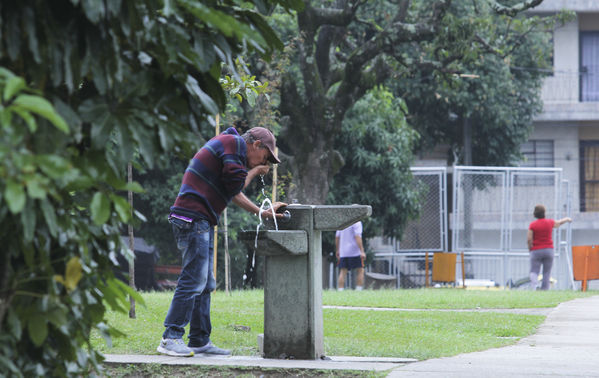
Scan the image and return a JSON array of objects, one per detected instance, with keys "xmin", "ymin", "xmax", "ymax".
[{"xmin": 241, "ymin": 204, "xmax": 372, "ymax": 360}]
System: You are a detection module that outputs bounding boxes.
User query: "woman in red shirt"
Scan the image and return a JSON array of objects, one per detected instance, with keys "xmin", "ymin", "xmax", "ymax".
[{"xmin": 527, "ymin": 204, "xmax": 572, "ymax": 290}]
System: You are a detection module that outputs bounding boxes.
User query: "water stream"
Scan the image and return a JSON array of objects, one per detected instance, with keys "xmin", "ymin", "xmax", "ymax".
[
  {"xmin": 254, "ymin": 175, "xmax": 279, "ymax": 248},
  {"xmin": 245, "ymin": 175, "xmax": 280, "ymax": 284}
]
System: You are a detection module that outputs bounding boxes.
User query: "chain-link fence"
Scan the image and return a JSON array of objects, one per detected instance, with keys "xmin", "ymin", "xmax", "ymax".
[
  {"xmin": 369, "ymin": 166, "xmax": 574, "ymax": 290},
  {"xmin": 396, "ymin": 168, "xmax": 448, "ymax": 252},
  {"xmin": 452, "ymin": 166, "xmax": 573, "ymax": 289},
  {"xmin": 371, "ymin": 168, "xmax": 448, "ymax": 288}
]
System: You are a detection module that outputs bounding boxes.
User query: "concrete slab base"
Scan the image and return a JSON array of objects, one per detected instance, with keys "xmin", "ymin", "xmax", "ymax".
[{"xmin": 103, "ymin": 353, "xmax": 413, "ymax": 372}]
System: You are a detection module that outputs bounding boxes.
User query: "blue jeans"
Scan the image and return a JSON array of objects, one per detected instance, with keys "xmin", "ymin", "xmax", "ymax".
[{"xmin": 162, "ymin": 217, "xmax": 216, "ymax": 347}]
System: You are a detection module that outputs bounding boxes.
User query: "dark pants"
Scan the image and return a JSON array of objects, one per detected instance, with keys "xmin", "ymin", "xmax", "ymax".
[
  {"xmin": 530, "ymin": 248, "xmax": 554, "ymax": 290},
  {"xmin": 162, "ymin": 218, "xmax": 215, "ymax": 347}
]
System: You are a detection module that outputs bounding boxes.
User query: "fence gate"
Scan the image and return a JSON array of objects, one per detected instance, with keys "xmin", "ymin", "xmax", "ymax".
[
  {"xmin": 452, "ymin": 166, "xmax": 573, "ymax": 289},
  {"xmin": 372, "ymin": 167, "xmax": 448, "ymax": 288}
]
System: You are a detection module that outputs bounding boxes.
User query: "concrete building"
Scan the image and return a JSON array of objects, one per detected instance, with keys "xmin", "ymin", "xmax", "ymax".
[
  {"xmin": 529, "ymin": 0, "xmax": 599, "ymax": 246},
  {"xmin": 367, "ymin": 1, "xmax": 599, "ymax": 289}
]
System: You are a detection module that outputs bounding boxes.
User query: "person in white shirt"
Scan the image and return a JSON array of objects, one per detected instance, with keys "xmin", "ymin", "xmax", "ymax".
[{"xmin": 335, "ymin": 221, "xmax": 366, "ymax": 291}]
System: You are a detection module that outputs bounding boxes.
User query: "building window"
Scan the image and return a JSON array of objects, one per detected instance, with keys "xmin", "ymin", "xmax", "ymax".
[
  {"xmin": 520, "ymin": 140, "xmax": 554, "ymax": 167},
  {"xmin": 517, "ymin": 140, "xmax": 554, "ymax": 186},
  {"xmin": 580, "ymin": 32, "xmax": 599, "ymax": 102},
  {"xmin": 580, "ymin": 141, "xmax": 599, "ymax": 212}
]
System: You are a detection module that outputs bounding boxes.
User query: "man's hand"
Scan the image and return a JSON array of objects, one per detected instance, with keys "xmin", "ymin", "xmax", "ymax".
[
  {"xmin": 245, "ymin": 165, "xmax": 271, "ymax": 188},
  {"xmin": 260, "ymin": 201, "xmax": 288, "ymax": 219}
]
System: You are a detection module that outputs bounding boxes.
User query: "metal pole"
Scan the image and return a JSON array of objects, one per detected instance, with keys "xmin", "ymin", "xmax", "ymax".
[
  {"xmin": 272, "ymin": 147, "xmax": 278, "ymax": 203},
  {"xmin": 566, "ymin": 180, "xmax": 575, "ymax": 289},
  {"xmin": 213, "ymin": 114, "xmax": 220, "ymax": 280},
  {"xmin": 425, "ymin": 252, "xmax": 430, "ymax": 288},
  {"xmin": 224, "ymin": 208, "xmax": 230, "ymax": 294},
  {"xmin": 127, "ymin": 162, "xmax": 136, "ymax": 319},
  {"xmin": 442, "ymin": 168, "xmax": 448, "ymax": 252},
  {"xmin": 504, "ymin": 169, "xmax": 512, "ymax": 290},
  {"xmin": 452, "ymin": 166, "xmax": 459, "ymax": 252},
  {"xmin": 329, "ymin": 260, "xmax": 334, "ymax": 290},
  {"xmin": 461, "ymin": 251, "xmax": 466, "ymax": 288}
]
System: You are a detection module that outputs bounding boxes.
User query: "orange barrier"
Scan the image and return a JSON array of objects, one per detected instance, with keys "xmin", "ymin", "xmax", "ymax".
[
  {"xmin": 425, "ymin": 252, "xmax": 464, "ymax": 288},
  {"xmin": 572, "ymin": 245, "xmax": 599, "ymax": 291},
  {"xmin": 432, "ymin": 252, "xmax": 457, "ymax": 283}
]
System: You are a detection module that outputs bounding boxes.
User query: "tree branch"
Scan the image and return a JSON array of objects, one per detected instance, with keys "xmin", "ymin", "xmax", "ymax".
[
  {"xmin": 280, "ymin": 74, "xmax": 305, "ymax": 131},
  {"xmin": 493, "ymin": 0, "xmax": 544, "ymax": 16},
  {"xmin": 301, "ymin": 0, "xmax": 358, "ymax": 34},
  {"xmin": 356, "ymin": 56, "xmax": 391, "ymax": 99},
  {"xmin": 315, "ymin": 25, "xmax": 345, "ymax": 88},
  {"xmin": 395, "ymin": 0, "xmax": 411, "ymax": 23},
  {"xmin": 333, "ymin": 0, "xmax": 451, "ymax": 121}
]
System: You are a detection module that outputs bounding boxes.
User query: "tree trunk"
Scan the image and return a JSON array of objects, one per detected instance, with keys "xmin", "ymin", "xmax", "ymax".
[
  {"xmin": 288, "ymin": 144, "xmax": 332, "ymax": 204},
  {"xmin": 0, "ymin": 246, "xmax": 12, "ymax": 329}
]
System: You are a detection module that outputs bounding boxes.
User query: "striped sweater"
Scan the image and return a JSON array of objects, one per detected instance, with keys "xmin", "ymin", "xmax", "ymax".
[{"xmin": 170, "ymin": 127, "xmax": 248, "ymax": 225}]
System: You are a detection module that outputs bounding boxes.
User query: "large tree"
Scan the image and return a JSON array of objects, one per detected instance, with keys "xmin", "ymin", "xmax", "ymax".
[
  {"xmin": 328, "ymin": 86, "xmax": 420, "ymax": 239},
  {"xmin": 0, "ymin": 0, "xmax": 301, "ymax": 376},
  {"xmin": 397, "ymin": 1, "xmax": 569, "ymax": 165},
  {"xmin": 276, "ymin": 0, "xmax": 554, "ymax": 204}
]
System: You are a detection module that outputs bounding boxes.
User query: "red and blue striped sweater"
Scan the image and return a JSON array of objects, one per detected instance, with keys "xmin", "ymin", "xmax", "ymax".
[{"xmin": 170, "ymin": 127, "xmax": 247, "ymax": 225}]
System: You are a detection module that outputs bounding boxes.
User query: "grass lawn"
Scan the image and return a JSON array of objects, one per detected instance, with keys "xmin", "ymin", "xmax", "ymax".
[
  {"xmin": 322, "ymin": 288, "xmax": 596, "ymax": 309},
  {"xmin": 91, "ymin": 289, "xmax": 596, "ymax": 361}
]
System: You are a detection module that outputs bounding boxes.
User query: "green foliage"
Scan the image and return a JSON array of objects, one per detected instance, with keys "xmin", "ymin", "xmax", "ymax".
[
  {"xmin": 328, "ymin": 87, "xmax": 420, "ymax": 239},
  {"xmin": 0, "ymin": 68, "xmax": 142, "ymax": 377},
  {"xmin": 220, "ymin": 63, "xmax": 271, "ymax": 107},
  {"xmin": 398, "ymin": 1, "xmax": 572, "ymax": 165},
  {"xmin": 269, "ymin": 0, "xmax": 564, "ymax": 240},
  {"xmin": 131, "ymin": 156, "xmax": 186, "ymax": 265},
  {"xmin": 0, "ymin": 0, "xmax": 301, "ymax": 376}
]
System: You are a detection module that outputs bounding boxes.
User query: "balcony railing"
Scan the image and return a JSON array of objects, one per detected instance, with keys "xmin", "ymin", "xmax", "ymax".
[
  {"xmin": 541, "ymin": 70, "xmax": 599, "ymax": 103},
  {"xmin": 541, "ymin": 71, "xmax": 580, "ymax": 103}
]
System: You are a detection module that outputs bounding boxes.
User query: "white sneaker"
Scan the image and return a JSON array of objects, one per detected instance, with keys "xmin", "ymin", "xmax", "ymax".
[
  {"xmin": 157, "ymin": 338, "xmax": 194, "ymax": 357},
  {"xmin": 188, "ymin": 341, "xmax": 231, "ymax": 355}
]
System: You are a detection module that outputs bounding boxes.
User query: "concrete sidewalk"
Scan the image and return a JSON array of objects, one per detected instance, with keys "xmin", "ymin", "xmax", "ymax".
[
  {"xmin": 388, "ymin": 295, "xmax": 599, "ymax": 377},
  {"xmin": 104, "ymin": 295, "xmax": 599, "ymax": 377},
  {"xmin": 103, "ymin": 354, "xmax": 415, "ymax": 372}
]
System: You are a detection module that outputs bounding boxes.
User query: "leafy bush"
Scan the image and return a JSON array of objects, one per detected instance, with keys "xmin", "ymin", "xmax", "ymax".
[
  {"xmin": 0, "ymin": 0, "xmax": 301, "ymax": 376},
  {"xmin": 0, "ymin": 67, "xmax": 141, "ymax": 376}
]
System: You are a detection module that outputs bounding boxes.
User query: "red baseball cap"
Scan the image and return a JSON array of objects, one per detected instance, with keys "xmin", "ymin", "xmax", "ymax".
[{"xmin": 249, "ymin": 127, "xmax": 281, "ymax": 164}]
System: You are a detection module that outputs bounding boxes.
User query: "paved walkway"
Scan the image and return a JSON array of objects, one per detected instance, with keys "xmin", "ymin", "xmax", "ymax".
[
  {"xmin": 388, "ymin": 295, "xmax": 599, "ymax": 377},
  {"xmin": 323, "ymin": 305, "xmax": 554, "ymax": 316},
  {"xmin": 104, "ymin": 295, "xmax": 599, "ymax": 377}
]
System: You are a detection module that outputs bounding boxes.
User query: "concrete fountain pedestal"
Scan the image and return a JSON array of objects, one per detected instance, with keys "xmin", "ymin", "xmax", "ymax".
[{"xmin": 241, "ymin": 204, "xmax": 371, "ymax": 360}]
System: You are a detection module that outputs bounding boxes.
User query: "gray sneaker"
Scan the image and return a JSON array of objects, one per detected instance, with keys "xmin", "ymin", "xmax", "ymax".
[
  {"xmin": 188, "ymin": 341, "xmax": 231, "ymax": 355},
  {"xmin": 157, "ymin": 338, "xmax": 195, "ymax": 357}
]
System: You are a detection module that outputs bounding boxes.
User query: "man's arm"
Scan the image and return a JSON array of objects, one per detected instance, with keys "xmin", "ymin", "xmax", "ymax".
[
  {"xmin": 232, "ymin": 192, "xmax": 287, "ymax": 218},
  {"xmin": 245, "ymin": 165, "xmax": 270, "ymax": 189},
  {"xmin": 335, "ymin": 236, "xmax": 340, "ymax": 262}
]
